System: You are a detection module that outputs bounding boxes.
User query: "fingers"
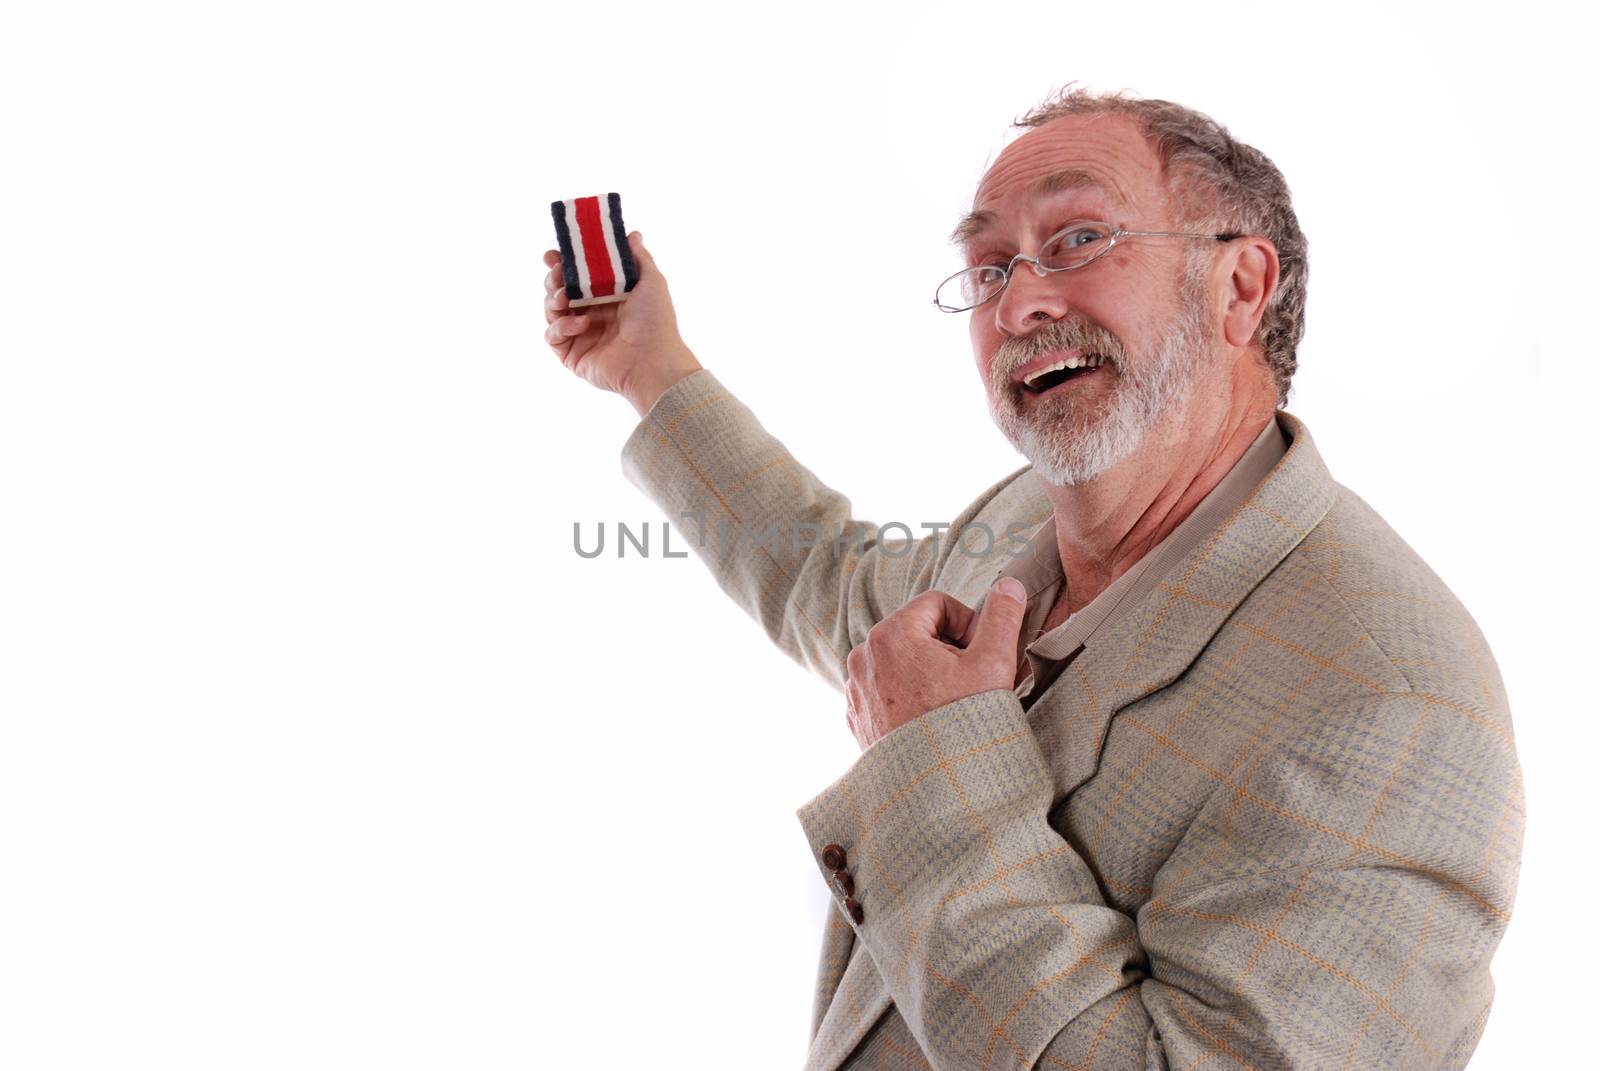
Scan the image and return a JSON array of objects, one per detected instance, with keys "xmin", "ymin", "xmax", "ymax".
[
  {"xmin": 542, "ymin": 253, "xmax": 576, "ymax": 329},
  {"xmin": 900, "ymin": 590, "xmax": 978, "ymax": 647},
  {"xmin": 544, "ymin": 313, "xmax": 589, "ymax": 347},
  {"xmin": 940, "ymin": 594, "xmax": 980, "ymax": 648},
  {"xmin": 968, "ymin": 578, "xmax": 1029, "ymax": 657},
  {"xmin": 543, "ymin": 251, "xmax": 565, "ymax": 297},
  {"xmin": 544, "ymin": 284, "xmax": 570, "ymax": 320}
]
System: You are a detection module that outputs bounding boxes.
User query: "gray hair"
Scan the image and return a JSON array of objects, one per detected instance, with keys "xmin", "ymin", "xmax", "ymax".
[{"xmin": 1012, "ymin": 86, "xmax": 1308, "ymax": 407}]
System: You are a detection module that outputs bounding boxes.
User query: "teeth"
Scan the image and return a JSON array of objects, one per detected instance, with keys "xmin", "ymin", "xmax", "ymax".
[
  {"xmin": 1024, "ymin": 359, "xmax": 1067, "ymax": 387},
  {"xmin": 1023, "ymin": 354, "xmax": 1103, "ymax": 387}
]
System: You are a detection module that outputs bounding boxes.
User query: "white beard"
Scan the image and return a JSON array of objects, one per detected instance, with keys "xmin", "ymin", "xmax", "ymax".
[{"xmin": 986, "ymin": 269, "xmax": 1214, "ymax": 487}]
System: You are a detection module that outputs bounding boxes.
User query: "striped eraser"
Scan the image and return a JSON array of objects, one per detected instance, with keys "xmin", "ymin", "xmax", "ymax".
[{"xmin": 550, "ymin": 193, "xmax": 639, "ymax": 308}]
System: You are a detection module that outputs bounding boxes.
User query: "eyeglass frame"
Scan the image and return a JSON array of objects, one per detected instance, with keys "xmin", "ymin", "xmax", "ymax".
[{"xmin": 933, "ymin": 220, "xmax": 1243, "ymax": 313}]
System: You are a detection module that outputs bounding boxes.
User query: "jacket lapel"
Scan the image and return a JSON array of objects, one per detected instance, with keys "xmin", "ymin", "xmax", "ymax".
[{"xmin": 1024, "ymin": 411, "xmax": 1338, "ymax": 795}]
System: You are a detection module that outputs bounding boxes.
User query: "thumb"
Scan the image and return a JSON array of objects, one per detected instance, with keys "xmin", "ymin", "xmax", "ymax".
[
  {"xmin": 628, "ymin": 231, "xmax": 656, "ymax": 272},
  {"xmin": 970, "ymin": 576, "xmax": 1028, "ymax": 657},
  {"xmin": 627, "ymin": 231, "xmax": 669, "ymax": 293}
]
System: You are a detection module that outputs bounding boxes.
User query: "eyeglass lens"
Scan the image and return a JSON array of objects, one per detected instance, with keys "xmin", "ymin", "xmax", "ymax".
[{"xmin": 940, "ymin": 222, "xmax": 1114, "ymax": 311}]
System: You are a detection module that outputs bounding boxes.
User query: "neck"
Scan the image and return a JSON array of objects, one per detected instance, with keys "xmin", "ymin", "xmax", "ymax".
[{"xmin": 1042, "ymin": 359, "xmax": 1278, "ymax": 614}]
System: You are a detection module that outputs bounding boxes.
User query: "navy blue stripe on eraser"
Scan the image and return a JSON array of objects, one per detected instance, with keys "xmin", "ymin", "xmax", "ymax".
[
  {"xmin": 549, "ymin": 200, "xmax": 583, "ymax": 300},
  {"xmin": 607, "ymin": 193, "xmax": 639, "ymax": 292}
]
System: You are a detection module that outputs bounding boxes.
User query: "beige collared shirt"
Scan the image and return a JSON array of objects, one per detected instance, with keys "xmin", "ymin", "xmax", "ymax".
[{"xmin": 999, "ymin": 414, "xmax": 1289, "ymax": 708}]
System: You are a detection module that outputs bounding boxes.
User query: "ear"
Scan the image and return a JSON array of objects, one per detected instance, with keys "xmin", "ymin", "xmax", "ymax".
[{"xmin": 1219, "ymin": 237, "xmax": 1280, "ymax": 349}]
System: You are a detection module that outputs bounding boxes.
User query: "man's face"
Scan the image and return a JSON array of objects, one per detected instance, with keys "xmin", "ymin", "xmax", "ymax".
[{"xmin": 960, "ymin": 114, "xmax": 1219, "ymax": 485}]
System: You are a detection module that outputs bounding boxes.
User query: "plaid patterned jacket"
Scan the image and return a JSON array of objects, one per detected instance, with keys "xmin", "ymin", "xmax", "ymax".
[{"xmin": 620, "ymin": 370, "xmax": 1523, "ymax": 1070}]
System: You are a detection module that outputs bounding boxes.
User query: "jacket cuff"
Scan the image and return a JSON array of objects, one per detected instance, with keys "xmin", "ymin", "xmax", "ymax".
[{"xmin": 796, "ymin": 688, "xmax": 1063, "ymax": 933}]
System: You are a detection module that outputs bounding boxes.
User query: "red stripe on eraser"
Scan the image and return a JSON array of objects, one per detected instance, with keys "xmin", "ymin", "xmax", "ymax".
[{"xmin": 573, "ymin": 197, "xmax": 616, "ymax": 298}]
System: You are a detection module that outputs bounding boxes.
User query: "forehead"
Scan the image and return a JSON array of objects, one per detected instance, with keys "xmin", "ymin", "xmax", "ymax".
[{"xmin": 955, "ymin": 113, "xmax": 1170, "ymax": 246}]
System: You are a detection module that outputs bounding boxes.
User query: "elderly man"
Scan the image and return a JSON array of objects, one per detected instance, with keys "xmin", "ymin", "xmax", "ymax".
[{"xmin": 543, "ymin": 88, "xmax": 1523, "ymax": 1070}]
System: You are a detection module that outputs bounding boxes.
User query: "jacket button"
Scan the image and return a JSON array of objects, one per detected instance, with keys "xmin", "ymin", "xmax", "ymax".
[
  {"xmin": 845, "ymin": 896, "xmax": 864, "ymax": 924},
  {"xmin": 822, "ymin": 843, "xmax": 847, "ymax": 870},
  {"xmin": 833, "ymin": 870, "xmax": 854, "ymax": 896}
]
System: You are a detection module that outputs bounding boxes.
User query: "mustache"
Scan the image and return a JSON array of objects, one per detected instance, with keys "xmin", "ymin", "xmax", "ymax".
[{"xmin": 994, "ymin": 318, "xmax": 1126, "ymax": 380}]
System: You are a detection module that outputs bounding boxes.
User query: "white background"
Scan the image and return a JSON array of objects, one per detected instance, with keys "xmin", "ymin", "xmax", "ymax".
[{"xmin": 1, "ymin": 1, "xmax": 1590, "ymax": 1067}]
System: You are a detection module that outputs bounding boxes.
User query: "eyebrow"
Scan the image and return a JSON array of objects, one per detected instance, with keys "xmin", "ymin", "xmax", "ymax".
[{"xmin": 948, "ymin": 169, "xmax": 1120, "ymax": 247}]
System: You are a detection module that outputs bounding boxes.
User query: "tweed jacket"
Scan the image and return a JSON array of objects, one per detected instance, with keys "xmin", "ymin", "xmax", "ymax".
[{"xmin": 619, "ymin": 370, "xmax": 1523, "ymax": 1071}]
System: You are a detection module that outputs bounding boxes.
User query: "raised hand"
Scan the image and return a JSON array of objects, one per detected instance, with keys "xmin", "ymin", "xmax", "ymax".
[{"xmin": 542, "ymin": 231, "xmax": 702, "ymax": 417}]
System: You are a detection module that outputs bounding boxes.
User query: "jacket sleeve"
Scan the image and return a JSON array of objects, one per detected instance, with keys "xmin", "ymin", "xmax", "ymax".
[
  {"xmin": 796, "ymin": 686, "xmax": 1523, "ymax": 1070},
  {"xmin": 619, "ymin": 369, "xmax": 1028, "ymax": 693}
]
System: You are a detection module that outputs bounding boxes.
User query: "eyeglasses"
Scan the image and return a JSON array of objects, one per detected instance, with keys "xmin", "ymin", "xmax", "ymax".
[{"xmin": 933, "ymin": 220, "xmax": 1241, "ymax": 313}]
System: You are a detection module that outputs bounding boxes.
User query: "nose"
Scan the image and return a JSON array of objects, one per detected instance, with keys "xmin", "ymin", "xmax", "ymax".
[{"xmin": 993, "ymin": 257, "xmax": 1071, "ymax": 336}]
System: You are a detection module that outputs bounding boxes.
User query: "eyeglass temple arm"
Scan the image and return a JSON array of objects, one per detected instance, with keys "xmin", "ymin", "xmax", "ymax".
[{"xmin": 1118, "ymin": 228, "xmax": 1243, "ymax": 241}]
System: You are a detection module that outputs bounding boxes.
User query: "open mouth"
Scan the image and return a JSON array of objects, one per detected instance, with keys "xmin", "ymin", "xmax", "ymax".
[{"xmin": 1021, "ymin": 354, "xmax": 1108, "ymax": 396}]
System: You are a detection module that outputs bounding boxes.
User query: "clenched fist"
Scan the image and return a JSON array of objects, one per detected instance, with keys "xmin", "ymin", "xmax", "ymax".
[{"xmin": 845, "ymin": 577, "xmax": 1030, "ymax": 751}]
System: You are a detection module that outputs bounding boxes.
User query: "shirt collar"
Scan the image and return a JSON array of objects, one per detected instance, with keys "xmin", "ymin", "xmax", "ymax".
[{"xmin": 997, "ymin": 413, "xmax": 1291, "ymax": 697}]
